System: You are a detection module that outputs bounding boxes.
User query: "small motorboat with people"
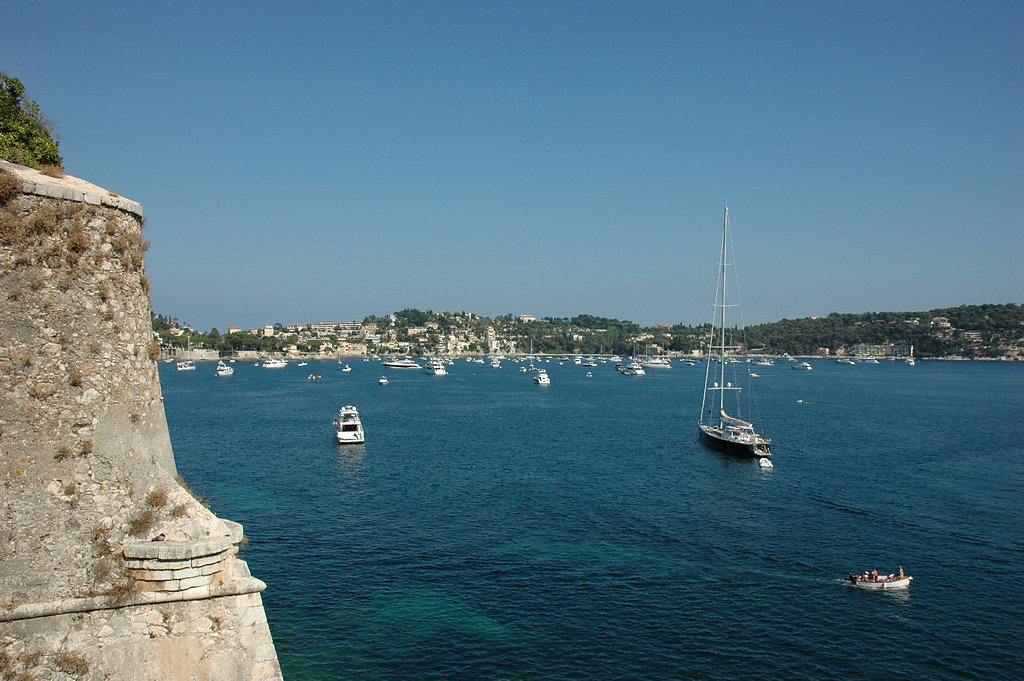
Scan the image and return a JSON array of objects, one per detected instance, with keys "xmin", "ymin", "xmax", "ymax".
[
  {"xmin": 176, "ymin": 359, "xmax": 196, "ymax": 371},
  {"xmin": 332, "ymin": 405, "xmax": 365, "ymax": 444},
  {"xmin": 848, "ymin": 566, "xmax": 912, "ymax": 590},
  {"xmin": 215, "ymin": 360, "xmax": 234, "ymax": 377}
]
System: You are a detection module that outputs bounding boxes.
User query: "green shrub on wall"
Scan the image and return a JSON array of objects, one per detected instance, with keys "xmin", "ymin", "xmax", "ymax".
[{"xmin": 0, "ymin": 72, "xmax": 62, "ymax": 169}]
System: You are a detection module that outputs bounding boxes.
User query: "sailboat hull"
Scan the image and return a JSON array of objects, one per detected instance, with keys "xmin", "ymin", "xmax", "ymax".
[{"xmin": 699, "ymin": 424, "xmax": 771, "ymax": 458}]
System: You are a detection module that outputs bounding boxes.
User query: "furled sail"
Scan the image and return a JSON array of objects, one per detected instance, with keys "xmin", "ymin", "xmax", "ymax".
[{"xmin": 720, "ymin": 410, "xmax": 753, "ymax": 429}]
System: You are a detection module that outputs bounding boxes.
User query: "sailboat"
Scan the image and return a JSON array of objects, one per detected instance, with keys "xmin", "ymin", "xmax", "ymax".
[{"xmin": 698, "ymin": 206, "xmax": 771, "ymax": 458}]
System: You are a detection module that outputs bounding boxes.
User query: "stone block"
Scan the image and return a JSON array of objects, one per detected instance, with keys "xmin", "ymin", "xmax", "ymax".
[{"xmin": 178, "ymin": 574, "xmax": 213, "ymax": 590}]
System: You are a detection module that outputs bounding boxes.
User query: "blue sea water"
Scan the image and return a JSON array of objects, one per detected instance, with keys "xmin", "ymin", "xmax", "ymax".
[{"xmin": 160, "ymin": 358, "xmax": 1024, "ymax": 680}]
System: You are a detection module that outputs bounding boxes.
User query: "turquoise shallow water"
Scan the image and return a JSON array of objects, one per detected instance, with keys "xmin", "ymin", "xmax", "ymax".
[{"xmin": 161, "ymin": 359, "xmax": 1024, "ymax": 680}]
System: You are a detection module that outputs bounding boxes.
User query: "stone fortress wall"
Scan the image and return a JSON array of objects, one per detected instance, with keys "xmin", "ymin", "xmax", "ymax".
[{"xmin": 0, "ymin": 160, "xmax": 283, "ymax": 680}]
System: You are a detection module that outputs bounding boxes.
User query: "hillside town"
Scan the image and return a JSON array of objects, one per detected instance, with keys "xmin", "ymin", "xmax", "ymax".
[{"xmin": 154, "ymin": 304, "xmax": 1024, "ymax": 361}]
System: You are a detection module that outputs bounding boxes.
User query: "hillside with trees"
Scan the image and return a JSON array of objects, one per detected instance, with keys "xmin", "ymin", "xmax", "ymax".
[{"xmin": 153, "ymin": 304, "xmax": 1023, "ymax": 360}]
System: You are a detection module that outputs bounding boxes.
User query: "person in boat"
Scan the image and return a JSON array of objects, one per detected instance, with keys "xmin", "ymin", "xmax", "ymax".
[
  {"xmin": 897, "ymin": 566, "xmax": 905, "ymax": 579},
  {"xmin": 871, "ymin": 568, "xmax": 879, "ymax": 580}
]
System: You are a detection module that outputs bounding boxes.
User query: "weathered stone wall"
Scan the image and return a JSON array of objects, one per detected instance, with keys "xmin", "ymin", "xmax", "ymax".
[{"xmin": 0, "ymin": 160, "xmax": 283, "ymax": 680}]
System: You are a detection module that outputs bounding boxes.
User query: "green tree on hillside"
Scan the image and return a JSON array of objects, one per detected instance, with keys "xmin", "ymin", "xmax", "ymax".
[{"xmin": 0, "ymin": 73, "xmax": 62, "ymax": 169}]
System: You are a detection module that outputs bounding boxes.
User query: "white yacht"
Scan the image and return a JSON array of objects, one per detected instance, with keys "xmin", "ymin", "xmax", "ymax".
[
  {"xmin": 378, "ymin": 376, "xmax": 388, "ymax": 385},
  {"xmin": 534, "ymin": 369, "xmax": 551, "ymax": 386},
  {"xmin": 425, "ymin": 359, "xmax": 448, "ymax": 376},
  {"xmin": 332, "ymin": 405, "xmax": 364, "ymax": 444},
  {"xmin": 640, "ymin": 356, "xmax": 672, "ymax": 370},
  {"xmin": 261, "ymin": 358, "xmax": 287, "ymax": 369},
  {"xmin": 791, "ymin": 361, "xmax": 813, "ymax": 370},
  {"xmin": 382, "ymin": 357, "xmax": 421, "ymax": 369},
  {"xmin": 619, "ymin": 362, "xmax": 645, "ymax": 375},
  {"xmin": 215, "ymin": 360, "xmax": 234, "ymax": 377}
]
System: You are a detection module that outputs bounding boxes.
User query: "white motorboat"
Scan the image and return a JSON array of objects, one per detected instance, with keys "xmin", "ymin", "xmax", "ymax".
[
  {"xmin": 341, "ymin": 364, "xmax": 352, "ymax": 372},
  {"xmin": 382, "ymin": 358, "xmax": 421, "ymax": 369},
  {"xmin": 215, "ymin": 360, "xmax": 234, "ymax": 377},
  {"xmin": 752, "ymin": 358, "xmax": 773, "ymax": 366},
  {"xmin": 378, "ymin": 376, "xmax": 388, "ymax": 385},
  {"xmin": 534, "ymin": 369, "xmax": 551, "ymax": 386},
  {"xmin": 261, "ymin": 358, "xmax": 287, "ymax": 369},
  {"xmin": 791, "ymin": 362, "xmax": 812, "ymax": 370},
  {"xmin": 176, "ymin": 360, "xmax": 196, "ymax": 371},
  {"xmin": 698, "ymin": 206, "xmax": 772, "ymax": 459},
  {"xmin": 618, "ymin": 362, "xmax": 645, "ymax": 375},
  {"xmin": 298, "ymin": 362, "xmax": 308, "ymax": 367},
  {"xmin": 836, "ymin": 358, "xmax": 856, "ymax": 365},
  {"xmin": 332, "ymin": 405, "xmax": 365, "ymax": 444},
  {"xmin": 848, "ymin": 567, "xmax": 912, "ymax": 590},
  {"xmin": 641, "ymin": 356, "xmax": 672, "ymax": 369},
  {"xmin": 425, "ymin": 359, "xmax": 448, "ymax": 376}
]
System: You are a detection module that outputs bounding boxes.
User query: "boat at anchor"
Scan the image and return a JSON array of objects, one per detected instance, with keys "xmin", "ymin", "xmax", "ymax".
[
  {"xmin": 332, "ymin": 405, "xmax": 365, "ymax": 444},
  {"xmin": 697, "ymin": 206, "xmax": 771, "ymax": 459}
]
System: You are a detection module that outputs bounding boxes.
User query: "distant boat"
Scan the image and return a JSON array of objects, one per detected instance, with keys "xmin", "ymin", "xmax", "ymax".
[
  {"xmin": 382, "ymin": 358, "xmax": 420, "ymax": 369},
  {"xmin": 261, "ymin": 358, "xmax": 287, "ymax": 369},
  {"xmin": 698, "ymin": 206, "xmax": 772, "ymax": 459},
  {"xmin": 534, "ymin": 369, "xmax": 551, "ymax": 386},
  {"xmin": 618, "ymin": 362, "xmax": 645, "ymax": 376},
  {"xmin": 752, "ymin": 358, "xmax": 773, "ymax": 366},
  {"xmin": 215, "ymin": 360, "xmax": 233, "ymax": 377},
  {"xmin": 332, "ymin": 405, "xmax": 365, "ymax": 444},
  {"xmin": 836, "ymin": 358, "xmax": 856, "ymax": 365},
  {"xmin": 425, "ymin": 359, "xmax": 448, "ymax": 376},
  {"xmin": 378, "ymin": 376, "xmax": 388, "ymax": 385},
  {"xmin": 791, "ymin": 362, "xmax": 813, "ymax": 370},
  {"xmin": 298, "ymin": 362, "xmax": 308, "ymax": 367},
  {"xmin": 176, "ymin": 360, "xmax": 196, "ymax": 371},
  {"xmin": 341, "ymin": 364, "xmax": 352, "ymax": 372},
  {"xmin": 906, "ymin": 345, "xmax": 916, "ymax": 365}
]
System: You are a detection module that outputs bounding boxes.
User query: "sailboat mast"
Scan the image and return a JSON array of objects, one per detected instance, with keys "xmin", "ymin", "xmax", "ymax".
[{"xmin": 717, "ymin": 206, "xmax": 729, "ymax": 417}]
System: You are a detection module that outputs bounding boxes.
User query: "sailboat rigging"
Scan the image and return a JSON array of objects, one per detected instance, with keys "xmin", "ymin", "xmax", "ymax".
[{"xmin": 698, "ymin": 206, "xmax": 771, "ymax": 458}]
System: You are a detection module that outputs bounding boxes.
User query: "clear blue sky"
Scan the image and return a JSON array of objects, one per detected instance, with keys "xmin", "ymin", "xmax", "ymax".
[{"xmin": 5, "ymin": 1, "xmax": 1022, "ymax": 330}]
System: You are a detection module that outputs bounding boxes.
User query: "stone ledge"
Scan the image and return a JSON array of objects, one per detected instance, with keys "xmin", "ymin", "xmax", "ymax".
[
  {"xmin": 123, "ymin": 537, "xmax": 231, "ymax": 561},
  {"xmin": 0, "ymin": 575, "xmax": 267, "ymax": 623},
  {"xmin": 0, "ymin": 159, "xmax": 143, "ymax": 217}
]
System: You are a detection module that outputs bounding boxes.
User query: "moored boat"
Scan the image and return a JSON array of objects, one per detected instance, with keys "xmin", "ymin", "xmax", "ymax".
[
  {"xmin": 698, "ymin": 206, "xmax": 772, "ymax": 459},
  {"xmin": 382, "ymin": 357, "xmax": 421, "ymax": 369},
  {"xmin": 176, "ymin": 359, "xmax": 196, "ymax": 371},
  {"xmin": 791, "ymin": 361, "xmax": 812, "ymax": 370},
  {"xmin": 261, "ymin": 358, "xmax": 287, "ymax": 369},
  {"xmin": 378, "ymin": 376, "xmax": 388, "ymax": 385},
  {"xmin": 332, "ymin": 405, "xmax": 364, "ymax": 444},
  {"xmin": 215, "ymin": 360, "xmax": 234, "ymax": 377},
  {"xmin": 534, "ymin": 369, "xmax": 551, "ymax": 385},
  {"xmin": 425, "ymin": 359, "xmax": 448, "ymax": 376}
]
